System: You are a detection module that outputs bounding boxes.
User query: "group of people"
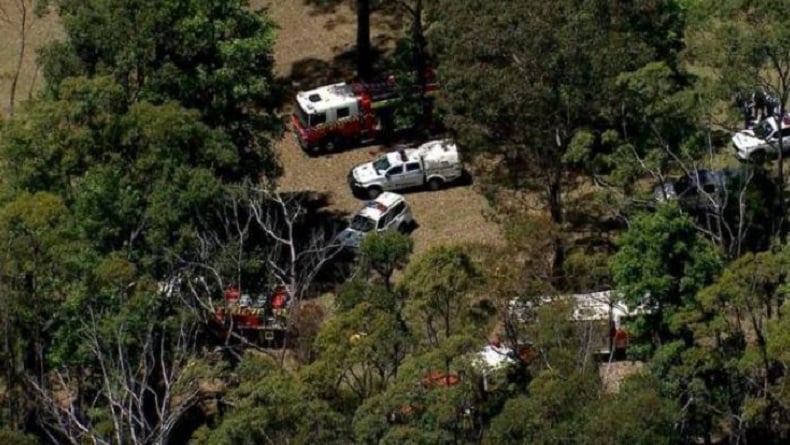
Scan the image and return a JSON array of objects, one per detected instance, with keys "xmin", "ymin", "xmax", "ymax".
[{"xmin": 736, "ymin": 88, "xmax": 782, "ymax": 129}]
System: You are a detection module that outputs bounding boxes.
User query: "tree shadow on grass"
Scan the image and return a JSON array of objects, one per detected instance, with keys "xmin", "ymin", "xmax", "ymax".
[
  {"xmin": 302, "ymin": 0, "xmax": 346, "ymax": 15},
  {"xmin": 301, "ymin": 0, "xmax": 405, "ymax": 33},
  {"xmin": 281, "ymin": 45, "xmax": 387, "ymax": 94}
]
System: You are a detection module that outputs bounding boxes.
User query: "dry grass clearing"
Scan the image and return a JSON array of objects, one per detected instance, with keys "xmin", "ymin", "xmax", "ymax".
[{"xmin": 0, "ymin": 1, "xmax": 61, "ymax": 115}]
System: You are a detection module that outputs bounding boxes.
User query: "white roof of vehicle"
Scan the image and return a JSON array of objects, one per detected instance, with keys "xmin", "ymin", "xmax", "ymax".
[
  {"xmin": 509, "ymin": 290, "xmax": 650, "ymax": 328},
  {"xmin": 475, "ymin": 344, "xmax": 516, "ymax": 371},
  {"xmin": 296, "ymin": 82, "xmax": 357, "ymax": 114},
  {"xmin": 417, "ymin": 139, "xmax": 458, "ymax": 158},
  {"xmin": 356, "ymin": 192, "xmax": 405, "ymax": 221},
  {"xmin": 385, "ymin": 140, "xmax": 459, "ymax": 166},
  {"xmin": 384, "ymin": 150, "xmax": 411, "ymax": 167}
]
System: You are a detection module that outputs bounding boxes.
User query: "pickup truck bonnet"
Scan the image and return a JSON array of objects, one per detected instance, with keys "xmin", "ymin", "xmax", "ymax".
[
  {"xmin": 732, "ymin": 130, "xmax": 765, "ymax": 151},
  {"xmin": 353, "ymin": 163, "xmax": 382, "ymax": 183}
]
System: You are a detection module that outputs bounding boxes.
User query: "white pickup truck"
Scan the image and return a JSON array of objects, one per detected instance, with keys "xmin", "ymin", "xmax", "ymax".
[
  {"xmin": 731, "ymin": 115, "xmax": 790, "ymax": 162},
  {"xmin": 347, "ymin": 140, "xmax": 463, "ymax": 199}
]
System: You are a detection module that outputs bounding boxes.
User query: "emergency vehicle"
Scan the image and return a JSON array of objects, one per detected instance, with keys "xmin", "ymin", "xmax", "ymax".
[
  {"xmin": 732, "ymin": 114, "xmax": 790, "ymax": 162},
  {"xmin": 334, "ymin": 192, "xmax": 415, "ymax": 249},
  {"xmin": 291, "ymin": 72, "xmax": 439, "ymax": 155},
  {"xmin": 508, "ymin": 290, "xmax": 650, "ymax": 358},
  {"xmin": 209, "ymin": 285, "xmax": 292, "ymax": 347},
  {"xmin": 348, "ymin": 139, "xmax": 463, "ymax": 199}
]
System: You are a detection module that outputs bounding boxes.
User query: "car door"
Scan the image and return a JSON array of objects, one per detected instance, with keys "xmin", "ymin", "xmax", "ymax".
[
  {"xmin": 376, "ymin": 208, "xmax": 395, "ymax": 232},
  {"xmin": 386, "ymin": 202, "xmax": 406, "ymax": 230},
  {"xmin": 401, "ymin": 162, "xmax": 425, "ymax": 188},
  {"xmin": 385, "ymin": 165, "xmax": 406, "ymax": 189}
]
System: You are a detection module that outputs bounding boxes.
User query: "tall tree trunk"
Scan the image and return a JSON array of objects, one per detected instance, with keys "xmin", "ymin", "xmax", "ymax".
[
  {"xmin": 8, "ymin": 0, "xmax": 28, "ymax": 115},
  {"xmin": 411, "ymin": 0, "xmax": 429, "ymax": 128},
  {"xmin": 547, "ymin": 168, "xmax": 565, "ymax": 284},
  {"xmin": 778, "ymin": 101, "xmax": 786, "ymax": 243},
  {"xmin": 356, "ymin": 0, "xmax": 372, "ymax": 80}
]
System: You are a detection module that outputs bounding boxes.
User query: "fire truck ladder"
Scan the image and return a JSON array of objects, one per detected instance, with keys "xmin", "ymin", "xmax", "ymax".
[{"xmin": 351, "ymin": 81, "xmax": 401, "ymax": 102}]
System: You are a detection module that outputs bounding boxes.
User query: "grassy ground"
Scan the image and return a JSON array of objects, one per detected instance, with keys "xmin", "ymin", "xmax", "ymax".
[{"xmin": 0, "ymin": 1, "xmax": 61, "ymax": 115}]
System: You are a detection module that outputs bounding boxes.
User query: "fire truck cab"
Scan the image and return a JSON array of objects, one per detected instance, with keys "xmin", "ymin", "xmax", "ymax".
[
  {"xmin": 292, "ymin": 71, "xmax": 438, "ymax": 155},
  {"xmin": 293, "ymin": 82, "xmax": 381, "ymax": 154}
]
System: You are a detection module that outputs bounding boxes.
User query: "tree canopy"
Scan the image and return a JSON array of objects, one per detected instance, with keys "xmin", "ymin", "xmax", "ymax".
[{"xmin": 2, "ymin": 0, "xmax": 790, "ymax": 443}]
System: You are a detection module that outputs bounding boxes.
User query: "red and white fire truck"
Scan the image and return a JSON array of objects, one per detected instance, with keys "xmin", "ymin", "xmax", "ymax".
[
  {"xmin": 291, "ymin": 72, "xmax": 439, "ymax": 155},
  {"xmin": 209, "ymin": 285, "xmax": 292, "ymax": 347}
]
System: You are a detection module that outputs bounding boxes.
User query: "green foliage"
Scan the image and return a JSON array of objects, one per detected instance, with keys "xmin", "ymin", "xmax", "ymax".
[
  {"xmin": 307, "ymin": 301, "xmax": 409, "ymax": 401},
  {"xmin": 1, "ymin": 76, "xmax": 237, "ymax": 266},
  {"xmin": 489, "ymin": 369, "xmax": 598, "ymax": 445},
  {"xmin": 192, "ymin": 353, "xmax": 349, "ymax": 445},
  {"xmin": 611, "ymin": 204, "xmax": 722, "ymax": 350},
  {"xmin": 401, "ymin": 246, "xmax": 486, "ymax": 346},
  {"xmin": 359, "ymin": 230, "xmax": 413, "ymax": 288},
  {"xmin": 591, "ymin": 61, "xmax": 705, "ymax": 187},
  {"xmin": 40, "ymin": 0, "xmax": 281, "ymax": 178},
  {"xmin": 687, "ymin": 0, "xmax": 790, "ymax": 239},
  {"xmin": 562, "ymin": 250, "xmax": 612, "ymax": 292},
  {"xmin": 429, "ymin": 0, "xmax": 686, "ymax": 196},
  {"xmin": 650, "ymin": 245, "xmax": 790, "ymax": 442},
  {"xmin": 4, "ymin": 1, "xmax": 790, "ymax": 443},
  {"xmin": 0, "ymin": 429, "xmax": 38, "ymax": 445},
  {"xmin": 579, "ymin": 374, "xmax": 679, "ymax": 445},
  {"xmin": 351, "ymin": 348, "xmax": 481, "ymax": 445},
  {"xmin": 336, "ymin": 231, "xmax": 412, "ymax": 313}
]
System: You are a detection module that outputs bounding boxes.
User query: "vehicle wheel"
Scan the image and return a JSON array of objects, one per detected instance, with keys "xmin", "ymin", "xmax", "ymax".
[
  {"xmin": 367, "ymin": 187, "xmax": 382, "ymax": 199},
  {"xmin": 427, "ymin": 177, "xmax": 444, "ymax": 191},
  {"xmin": 402, "ymin": 219, "xmax": 416, "ymax": 232},
  {"xmin": 307, "ymin": 144, "xmax": 323, "ymax": 156},
  {"xmin": 324, "ymin": 139, "xmax": 337, "ymax": 153}
]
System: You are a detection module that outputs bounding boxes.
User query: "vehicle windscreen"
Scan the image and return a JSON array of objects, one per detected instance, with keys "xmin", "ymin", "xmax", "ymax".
[
  {"xmin": 373, "ymin": 156, "xmax": 391, "ymax": 173},
  {"xmin": 350, "ymin": 215, "xmax": 376, "ymax": 232},
  {"xmin": 753, "ymin": 120, "xmax": 774, "ymax": 139},
  {"xmin": 294, "ymin": 101, "xmax": 309, "ymax": 127}
]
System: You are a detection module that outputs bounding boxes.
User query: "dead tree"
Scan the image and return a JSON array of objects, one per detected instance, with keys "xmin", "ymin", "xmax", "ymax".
[
  {"xmin": 29, "ymin": 304, "xmax": 203, "ymax": 445},
  {"xmin": 248, "ymin": 183, "xmax": 344, "ymax": 361},
  {"xmin": 174, "ymin": 182, "xmax": 344, "ymax": 360}
]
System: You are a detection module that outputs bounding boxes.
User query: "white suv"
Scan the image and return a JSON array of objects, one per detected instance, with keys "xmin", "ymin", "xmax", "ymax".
[{"xmin": 335, "ymin": 192, "xmax": 415, "ymax": 249}]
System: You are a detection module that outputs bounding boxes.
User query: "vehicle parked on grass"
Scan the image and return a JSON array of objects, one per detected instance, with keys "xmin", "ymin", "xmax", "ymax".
[
  {"xmin": 731, "ymin": 114, "xmax": 790, "ymax": 162},
  {"xmin": 348, "ymin": 139, "xmax": 463, "ymax": 199},
  {"xmin": 291, "ymin": 72, "xmax": 439, "ymax": 155},
  {"xmin": 334, "ymin": 192, "xmax": 415, "ymax": 249}
]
